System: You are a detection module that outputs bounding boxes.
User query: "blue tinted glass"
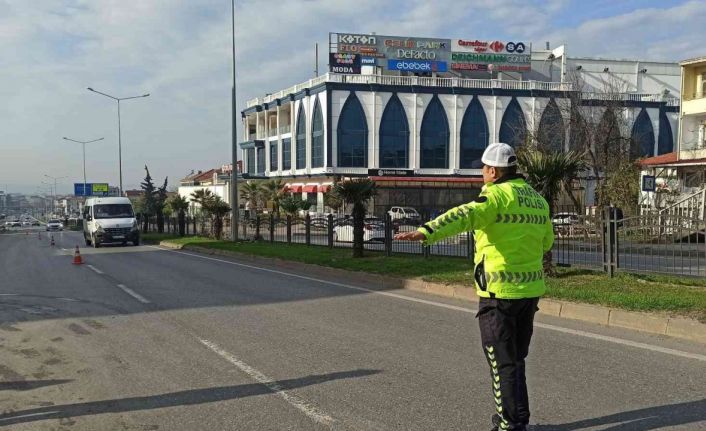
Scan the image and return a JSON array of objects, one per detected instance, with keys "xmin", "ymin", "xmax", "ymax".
[
  {"xmin": 460, "ymin": 97, "xmax": 488, "ymax": 169},
  {"xmin": 420, "ymin": 95, "xmax": 450, "ymax": 169},
  {"xmin": 658, "ymin": 111, "xmax": 673, "ymax": 155},
  {"xmin": 631, "ymin": 108, "xmax": 655, "ymax": 158},
  {"xmin": 379, "ymin": 94, "xmax": 409, "ymax": 168},
  {"xmin": 296, "ymin": 106, "xmax": 306, "ymax": 169},
  {"xmin": 282, "ymin": 138, "xmax": 291, "ymax": 170},
  {"xmin": 311, "ymin": 99, "xmax": 324, "ymax": 168},
  {"xmin": 337, "ymin": 93, "xmax": 368, "ymax": 167},
  {"xmin": 538, "ymin": 99, "xmax": 565, "ymax": 152},
  {"xmin": 270, "ymin": 141, "xmax": 278, "ymax": 171},
  {"xmin": 499, "ymin": 98, "xmax": 526, "ymax": 147}
]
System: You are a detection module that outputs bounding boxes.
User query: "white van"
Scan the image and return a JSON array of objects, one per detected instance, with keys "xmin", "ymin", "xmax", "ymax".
[{"xmin": 83, "ymin": 197, "xmax": 139, "ymax": 247}]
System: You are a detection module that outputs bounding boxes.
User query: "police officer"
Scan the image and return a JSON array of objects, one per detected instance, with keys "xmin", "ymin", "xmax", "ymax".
[{"xmin": 395, "ymin": 143, "xmax": 554, "ymax": 431}]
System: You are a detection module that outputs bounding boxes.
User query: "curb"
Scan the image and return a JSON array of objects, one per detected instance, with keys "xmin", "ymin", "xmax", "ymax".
[{"xmin": 163, "ymin": 242, "xmax": 706, "ymax": 344}]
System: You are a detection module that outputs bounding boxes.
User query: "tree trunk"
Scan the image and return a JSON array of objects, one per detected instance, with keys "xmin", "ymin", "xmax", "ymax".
[
  {"xmin": 214, "ymin": 216, "xmax": 223, "ymax": 240},
  {"xmin": 352, "ymin": 204, "xmax": 365, "ymax": 258},
  {"xmin": 142, "ymin": 214, "xmax": 149, "ymax": 233},
  {"xmin": 157, "ymin": 212, "xmax": 164, "ymax": 233},
  {"xmin": 543, "ymin": 251, "xmax": 555, "ymax": 277},
  {"xmin": 178, "ymin": 211, "xmax": 186, "ymax": 236}
]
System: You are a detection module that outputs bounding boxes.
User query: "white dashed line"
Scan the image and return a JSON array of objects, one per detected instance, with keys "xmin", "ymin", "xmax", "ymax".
[
  {"xmin": 86, "ymin": 264, "xmax": 104, "ymax": 274},
  {"xmin": 159, "ymin": 247, "xmax": 706, "ymax": 362},
  {"xmin": 199, "ymin": 338, "xmax": 335, "ymax": 426},
  {"xmin": 116, "ymin": 284, "xmax": 150, "ymax": 304}
]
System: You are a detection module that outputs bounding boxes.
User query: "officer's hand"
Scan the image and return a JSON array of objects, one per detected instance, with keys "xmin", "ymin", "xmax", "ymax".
[{"xmin": 394, "ymin": 231, "xmax": 426, "ymax": 241}]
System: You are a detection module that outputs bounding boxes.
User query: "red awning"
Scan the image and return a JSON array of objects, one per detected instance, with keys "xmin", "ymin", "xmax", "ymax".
[
  {"xmin": 289, "ymin": 185, "xmax": 303, "ymax": 193},
  {"xmin": 319, "ymin": 184, "xmax": 332, "ymax": 193},
  {"xmin": 303, "ymin": 185, "xmax": 318, "ymax": 193}
]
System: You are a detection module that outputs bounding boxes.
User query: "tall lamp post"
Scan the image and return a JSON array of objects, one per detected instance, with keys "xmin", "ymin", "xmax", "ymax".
[
  {"xmin": 87, "ymin": 88, "xmax": 150, "ymax": 196},
  {"xmin": 230, "ymin": 0, "xmax": 240, "ymax": 241},
  {"xmin": 63, "ymin": 137, "xmax": 104, "ymax": 196},
  {"xmin": 43, "ymin": 175, "xmax": 67, "ymax": 216}
]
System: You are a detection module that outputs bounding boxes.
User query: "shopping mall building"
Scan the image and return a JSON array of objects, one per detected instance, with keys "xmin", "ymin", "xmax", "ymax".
[{"xmin": 240, "ymin": 34, "xmax": 681, "ymax": 216}]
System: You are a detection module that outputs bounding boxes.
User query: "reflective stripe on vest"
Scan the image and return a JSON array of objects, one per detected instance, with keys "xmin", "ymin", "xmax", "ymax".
[
  {"xmin": 494, "ymin": 214, "xmax": 548, "ymax": 224},
  {"xmin": 484, "ymin": 270, "xmax": 544, "ymax": 284}
]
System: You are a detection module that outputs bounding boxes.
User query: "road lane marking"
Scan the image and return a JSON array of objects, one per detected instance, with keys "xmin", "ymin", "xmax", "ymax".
[
  {"xmin": 86, "ymin": 264, "xmax": 104, "ymax": 274},
  {"xmin": 0, "ymin": 294, "xmax": 18, "ymax": 296},
  {"xmin": 199, "ymin": 338, "xmax": 335, "ymax": 426},
  {"xmin": 116, "ymin": 284, "xmax": 150, "ymax": 304},
  {"xmin": 158, "ymin": 248, "xmax": 706, "ymax": 362}
]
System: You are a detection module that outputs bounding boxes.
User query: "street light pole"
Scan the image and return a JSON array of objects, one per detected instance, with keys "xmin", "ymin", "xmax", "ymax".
[
  {"xmin": 63, "ymin": 137, "xmax": 104, "ymax": 195},
  {"xmin": 87, "ymin": 88, "xmax": 149, "ymax": 196},
  {"xmin": 231, "ymin": 0, "xmax": 240, "ymax": 242},
  {"xmin": 43, "ymin": 175, "xmax": 67, "ymax": 216}
]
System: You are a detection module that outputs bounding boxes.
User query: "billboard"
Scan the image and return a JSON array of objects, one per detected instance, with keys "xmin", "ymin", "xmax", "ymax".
[
  {"xmin": 332, "ymin": 33, "xmax": 531, "ymax": 74},
  {"xmin": 329, "ymin": 53, "xmax": 361, "ymax": 74},
  {"xmin": 450, "ymin": 39, "xmax": 531, "ymax": 72},
  {"xmin": 335, "ymin": 33, "xmax": 451, "ymax": 72},
  {"xmin": 74, "ymin": 183, "xmax": 110, "ymax": 197}
]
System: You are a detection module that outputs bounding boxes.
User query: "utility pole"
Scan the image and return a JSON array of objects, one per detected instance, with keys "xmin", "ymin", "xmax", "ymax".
[
  {"xmin": 230, "ymin": 0, "xmax": 240, "ymax": 241},
  {"xmin": 315, "ymin": 42, "xmax": 319, "ymax": 77}
]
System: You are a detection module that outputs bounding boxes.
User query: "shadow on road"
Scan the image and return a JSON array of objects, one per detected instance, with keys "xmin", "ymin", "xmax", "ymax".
[
  {"xmin": 0, "ymin": 369, "xmax": 380, "ymax": 427},
  {"xmin": 0, "ymin": 379, "xmax": 72, "ymax": 391},
  {"xmin": 533, "ymin": 398, "xmax": 706, "ymax": 430}
]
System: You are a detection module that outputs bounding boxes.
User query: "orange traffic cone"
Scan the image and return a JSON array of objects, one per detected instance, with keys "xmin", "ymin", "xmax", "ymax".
[
  {"xmin": 50, "ymin": 235, "xmax": 55, "ymax": 247},
  {"xmin": 72, "ymin": 246, "xmax": 83, "ymax": 265}
]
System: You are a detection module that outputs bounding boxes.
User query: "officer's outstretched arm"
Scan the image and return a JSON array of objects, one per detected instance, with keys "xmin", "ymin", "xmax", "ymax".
[
  {"xmin": 543, "ymin": 217, "xmax": 555, "ymax": 252},
  {"xmin": 417, "ymin": 195, "xmax": 498, "ymax": 245}
]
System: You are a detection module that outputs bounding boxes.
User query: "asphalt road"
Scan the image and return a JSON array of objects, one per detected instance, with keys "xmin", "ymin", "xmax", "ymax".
[{"xmin": 0, "ymin": 230, "xmax": 705, "ymax": 430}]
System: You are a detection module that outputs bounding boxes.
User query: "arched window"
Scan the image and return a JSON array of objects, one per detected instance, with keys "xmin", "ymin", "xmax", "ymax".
[
  {"xmin": 459, "ymin": 97, "xmax": 489, "ymax": 169},
  {"xmin": 658, "ymin": 111, "xmax": 674, "ymax": 155},
  {"xmin": 595, "ymin": 108, "xmax": 622, "ymax": 170},
  {"xmin": 420, "ymin": 95, "xmax": 450, "ymax": 169},
  {"xmin": 538, "ymin": 98, "xmax": 565, "ymax": 152},
  {"xmin": 630, "ymin": 108, "xmax": 655, "ymax": 159},
  {"xmin": 295, "ymin": 104, "xmax": 306, "ymax": 170},
  {"xmin": 337, "ymin": 93, "xmax": 368, "ymax": 167},
  {"xmin": 311, "ymin": 99, "xmax": 324, "ymax": 168},
  {"xmin": 379, "ymin": 94, "xmax": 409, "ymax": 168},
  {"xmin": 499, "ymin": 97, "xmax": 526, "ymax": 147},
  {"xmin": 569, "ymin": 108, "xmax": 588, "ymax": 152}
]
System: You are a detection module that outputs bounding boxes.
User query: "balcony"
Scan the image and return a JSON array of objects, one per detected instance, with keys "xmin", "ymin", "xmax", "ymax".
[{"xmin": 246, "ymin": 72, "xmax": 680, "ymax": 108}]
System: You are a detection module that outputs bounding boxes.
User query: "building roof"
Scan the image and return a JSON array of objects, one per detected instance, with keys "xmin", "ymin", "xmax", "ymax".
[
  {"xmin": 640, "ymin": 152, "xmax": 706, "ymax": 167},
  {"xmin": 124, "ymin": 189, "xmax": 143, "ymax": 198},
  {"xmin": 640, "ymin": 152, "xmax": 678, "ymax": 167},
  {"xmin": 680, "ymin": 56, "xmax": 706, "ymax": 66}
]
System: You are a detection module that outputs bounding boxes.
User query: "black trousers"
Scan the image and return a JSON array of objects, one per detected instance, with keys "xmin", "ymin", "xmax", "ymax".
[{"xmin": 477, "ymin": 297, "xmax": 539, "ymax": 430}]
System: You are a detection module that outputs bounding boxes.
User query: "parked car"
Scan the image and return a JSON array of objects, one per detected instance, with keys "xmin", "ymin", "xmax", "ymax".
[
  {"xmin": 388, "ymin": 206, "xmax": 421, "ymax": 221},
  {"xmin": 333, "ymin": 220, "xmax": 385, "ymax": 243},
  {"xmin": 8, "ymin": 220, "xmax": 21, "ymax": 227},
  {"xmin": 46, "ymin": 219, "xmax": 64, "ymax": 231},
  {"xmin": 21, "ymin": 221, "xmax": 31, "ymax": 227},
  {"xmin": 551, "ymin": 212, "xmax": 580, "ymax": 226},
  {"xmin": 31, "ymin": 220, "xmax": 40, "ymax": 226}
]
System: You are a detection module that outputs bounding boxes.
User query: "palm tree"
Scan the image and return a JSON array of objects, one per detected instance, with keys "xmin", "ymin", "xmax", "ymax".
[
  {"xmin": 202, "ymin": 196, "xmax": 231, "ymax": 240},
  {"xmin": 333, "ymin": 179, "xmax": 377, "ymax": 258},
  {"xmin": 240, "ymin": 181, "xmax": 264, "ymax": 214},
  {"xmin": 518, "ymin": 148, "xmax": 586, "ymax": 275},
  {"xmin": 168, "ymin": 195, "xmax": 190, "ymax": 236},
  {"xmin": 262, "ymin": 179, "xmax": 287, "ymax": 215},
  {"xmin": 190, "ymin": 189, "xmax": 213, "ymax": 235}
]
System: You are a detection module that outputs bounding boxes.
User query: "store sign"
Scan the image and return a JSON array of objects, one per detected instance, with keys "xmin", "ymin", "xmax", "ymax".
[
  {"xmin": 388, "ymin": 59, "xmax": 447, "ymax": 72},
  {"xmin": 338, "ymin": 33, "xmax": 377, "ymax": 45},
  {"xmin": 361, "ymin": 57, "xmax": 377, "ymax": 66},
  {"xmin": 451, "ymin": 39, "xmax": 531, "ymax": 72},
  {"xmin": 378, "ymin": 36, "xmax": 451, "ymax": 64},
  {"xmin": 368, "ymin": 169, "xmax": 414, "ymax": 177},
  {"xmin": 329, "ymin": 53, "xmax": 361, "ymax": 74}
]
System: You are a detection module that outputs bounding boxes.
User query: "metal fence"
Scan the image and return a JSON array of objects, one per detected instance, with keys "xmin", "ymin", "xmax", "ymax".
[{"xmin": 152, "ymin": 207, "xmax": 705, "ymax": 278}]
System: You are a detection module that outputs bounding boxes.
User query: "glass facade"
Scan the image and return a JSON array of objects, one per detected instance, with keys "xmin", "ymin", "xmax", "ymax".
[
  {"xmin": 311, "ymin": 99, "xmax": 324, "ymax": 168},
  {"xmin": 282, "ymin": 137, "xmax": 291, "ymax": 170},
  {"xmin": 631, "ymin": 108, "xmax": 655, "ymax": 158},
  {"xmin": 256, "ymin": 147, "xmax": 265, "ymax": 174},
  {"xmin": 246, "ymin": 148, "xmax": 255, "ymax": 175},
  {"xmin": 538, "ymin": 98, "xmax": 565, "ymax": 152},
  {"xmin": 420, "ymin": 95, "xmax": 450, "ymax": 169},
  {"xmin": 459, "ymin": 97, "xmax": 489, "ymax": 169},
  {"xmin": 499, "ymin": 97, "xmax": 526, "ymax": 148},
  {"xmin": 658, "ymin": 111, "xmax": 674, "ymax": 155},
  {"xmin": 270, "ymin": 141, "xmax": 278, "ymax": 171},
  {"xmin": 379, "ymin": 94, "xmax": 409, "ymax": 168},
  {"xmin": 296, "ymin": 105, "xmax": 306, "ymax": 170},
  {"xmin": 337, "ymin": 93, "xmax": 368, "ymax": 167}
]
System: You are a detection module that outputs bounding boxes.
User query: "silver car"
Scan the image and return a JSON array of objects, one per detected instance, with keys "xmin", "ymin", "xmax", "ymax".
[{"xmin": 46, "ymin": 219, "xmax": 63, "ymax": 231}]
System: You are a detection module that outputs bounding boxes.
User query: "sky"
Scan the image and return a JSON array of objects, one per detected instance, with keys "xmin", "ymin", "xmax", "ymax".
[{"xmin": 1, "ymin": 0, "xmax": 705, "ymax": 194}]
